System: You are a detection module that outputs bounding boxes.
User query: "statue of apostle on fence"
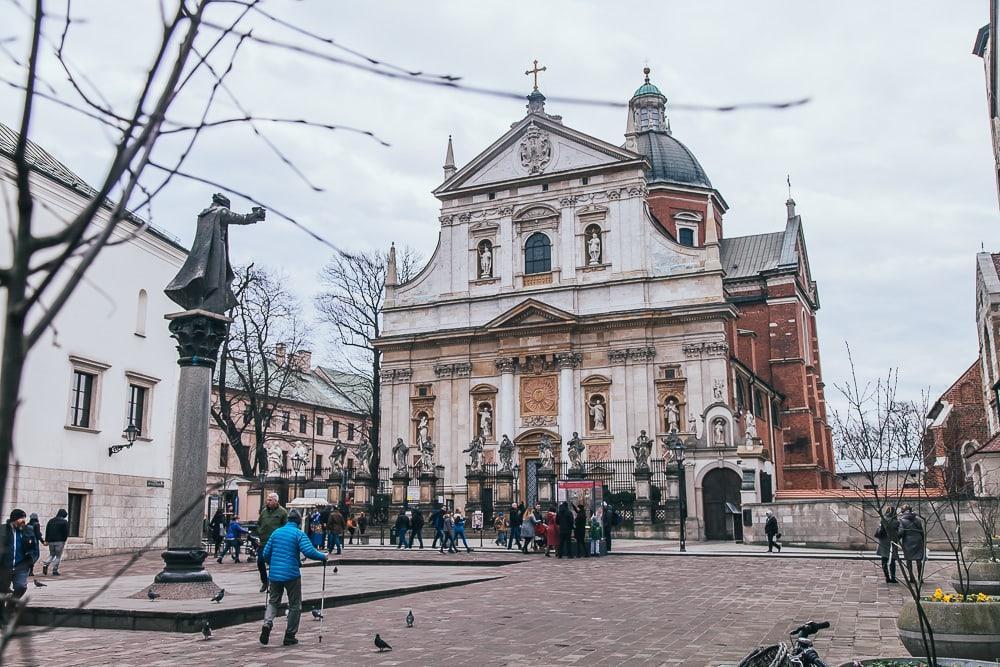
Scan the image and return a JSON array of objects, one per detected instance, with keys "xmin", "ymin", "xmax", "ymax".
[{"xmin": 165, "ymin": 193, "xmax": 265, "ymax": 313}]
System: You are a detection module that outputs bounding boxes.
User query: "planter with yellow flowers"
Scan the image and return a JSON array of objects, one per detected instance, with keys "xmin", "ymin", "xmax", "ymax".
[{"xmin": 896, "ymin": 588, "xmax": 1000, "ymax": 661}]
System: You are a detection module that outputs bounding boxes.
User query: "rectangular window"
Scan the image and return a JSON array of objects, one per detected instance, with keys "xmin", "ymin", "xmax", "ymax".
[
  {"xmin": 753, "ymin": 388, "xmax": 764, "ymax": 419},
  {"xmin": 67, "ymin": 491, "xmax": 88, "ymax": 538},
  {"xmin": 314, "ymin": 454, "xmax": 323, "ymax": 476},
  {"xmin": 541, "ymin": 183, "xmax": 549, "ymax": 192},
  {"xmin": 220, "ymin": 442, "xmax": 229, "ymax": 468},
  {"xmin": 488, "ymin": 192, "xmax": 496, "ymax": 200},
  {"xmin": 70, "ymin": 371, "xmax": 95, "ymax": 428},
  {"xmin": 299, "ymin": 414, "xmax": 307, "ymax": 434},
  {"xmin": 127, "ymin": 384, "xmax": 147, "ymax": 436},
  {"xmin": 281, "ymin": 450, "xmax": 288, "ymax": 472},
  {"xmin": 316, "ymin": 417, "xmax": 324, "ymax": 436},
  {"xmin": 348, "ymin": 423, "xmax": 355, "ymax": 441},
  {"xmin": 281, "ymin": 411, "xmax": 290, "ymax": 431},
  {"xmin": 735, "ymin": 379, "xmax": 745, "ymax": 409},
  {"xmin": 333, "ymin": 421, "xmax": 341, "ymax": 438},
  {"xmin": 678, "ymin": 228, "xmax": 695, "ymax": 247},
  {"xmin": 581, "ymin": 176, "xmax": 589, "ymax": 185}
]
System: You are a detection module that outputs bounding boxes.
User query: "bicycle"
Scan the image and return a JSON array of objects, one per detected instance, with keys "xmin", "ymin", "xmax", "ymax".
[{"xmin": 737, "ymin": 620, "xmax": 831, "ymax": 667}]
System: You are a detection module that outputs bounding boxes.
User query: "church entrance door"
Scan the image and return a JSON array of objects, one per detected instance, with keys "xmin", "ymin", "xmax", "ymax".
[
  {"xmin": 702, "ymin": 468, "xmax": 741, "ymax": 540},
  {"xmin": 514, "ymin": 429, "xmax": 561, "ymax": 506}
]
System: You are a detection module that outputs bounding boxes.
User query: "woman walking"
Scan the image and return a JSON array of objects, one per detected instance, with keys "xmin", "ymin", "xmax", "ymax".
[
  {"xmin": 520, "ymin": 507, "xmax": 537, "ymax": 555},
  {"xmin": 452, "ymin": 510, "xmax": 472, "ymax": 553},
  {"xmin": 898, "ymin": 505, "xmax": 926, "ymax": 587},
  {"xmin": 543, "ymin": 506, "xmax": 558, "ymax": 557},
  {"xmin": 875, "ymin": 506, "xmax": 900, "ymax": 584}
]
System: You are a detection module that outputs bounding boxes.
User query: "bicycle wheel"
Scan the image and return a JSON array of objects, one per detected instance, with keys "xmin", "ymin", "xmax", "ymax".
[{"xmin": 736, "ymin": 643, "xmax": 788, "ymax": 667}]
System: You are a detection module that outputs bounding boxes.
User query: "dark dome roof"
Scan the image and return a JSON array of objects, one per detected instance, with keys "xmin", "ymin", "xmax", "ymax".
[{"xmin": 634, "ymin": 130, "xmax": 712, "ymax": 189}]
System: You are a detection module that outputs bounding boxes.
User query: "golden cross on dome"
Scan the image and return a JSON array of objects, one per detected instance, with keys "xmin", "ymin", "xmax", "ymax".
[{"xmin": 525, "ymin": 59, "xmax": 547, "ymax": 91}]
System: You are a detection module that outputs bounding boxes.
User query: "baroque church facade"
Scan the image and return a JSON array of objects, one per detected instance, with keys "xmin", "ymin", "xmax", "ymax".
[{"xmin": 376, "ymin": 69, "xmax": 836, "ymax": 540}]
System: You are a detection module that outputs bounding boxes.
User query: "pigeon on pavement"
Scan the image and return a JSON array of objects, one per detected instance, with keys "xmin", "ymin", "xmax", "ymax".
[
  {"xmin": 210, "ymin": 589, "xmax": 225, "ymax": 603},
  {"xmin": 406, "ymin": 610, "xmax": 414, "ymax": 628},
  {"xmin": 311, "ymin": 609, "xmax": 324, "ymax": 620},
  {"xmin": 147, "ymin": 588, "xmax": 160, "ymax": 601},
  {"xmin": 33, "ymin": 579, "xmax": 46, "ymax": 588},
  {"xmin": 374, "ymin": 634, "xmax": 392, "ymax": 652},
  {"xmin": 201, "ymin": 621, "xmax": 212, "ymax": 640},
  {"xmin": 333, "ymin": 566, "xmax": 338, "ymax": 574}
]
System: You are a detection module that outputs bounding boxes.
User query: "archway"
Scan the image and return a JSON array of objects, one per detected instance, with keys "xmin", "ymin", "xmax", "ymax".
[{"xmin": 702, "ymin": 467, "xmax": 741, "ymax": 540}]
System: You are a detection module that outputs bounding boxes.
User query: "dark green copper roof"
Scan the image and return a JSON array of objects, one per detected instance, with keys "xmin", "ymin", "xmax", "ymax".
[{"xmin": 633, "ymin": 130, "xmax": 712, "ymax": 189}]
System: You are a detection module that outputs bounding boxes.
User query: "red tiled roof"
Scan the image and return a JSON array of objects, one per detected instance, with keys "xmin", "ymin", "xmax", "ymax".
[
  {"xmin": 774, "ymin": 488, "xmax": 945, "ymax": 501},
  {"xmin": 971, "ymin": 430, "xmax": 1000, "ymax": 455}
]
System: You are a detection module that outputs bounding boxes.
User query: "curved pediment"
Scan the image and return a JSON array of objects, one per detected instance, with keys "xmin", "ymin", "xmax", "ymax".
[{"xmin": 513, "ymin": 204, "xmax": 559, "ymax": 223}]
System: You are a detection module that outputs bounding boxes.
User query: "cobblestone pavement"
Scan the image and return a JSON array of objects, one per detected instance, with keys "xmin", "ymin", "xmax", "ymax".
[{"xmin": 7, "ymin": 548, "xmax": 932, "ymax": 667}]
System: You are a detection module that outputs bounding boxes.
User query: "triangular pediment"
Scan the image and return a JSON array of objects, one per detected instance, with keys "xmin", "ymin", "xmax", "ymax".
[
  {"xmin": 484, "ymin": 298, "xmax": 577, "ymax": 330},
  {"xmin": 434, "ymin": 115, "xmax": 645, "ymax": 196}
]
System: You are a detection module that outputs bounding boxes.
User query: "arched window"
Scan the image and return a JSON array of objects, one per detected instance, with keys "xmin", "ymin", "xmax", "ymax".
[
  {"xmin": 135, "ymin": 289, "xmax": 148, "ymax": 336},
  {"xmin": 584, "ymin": 224, "xmax": 602, "ymax": 265},
  {"xmin": 678, "ymin": 227, "xmax": 695, "ymax": 247},
  {"xmin": 524, "ymin": 232, "xmax": 551, "ymax": 275}
]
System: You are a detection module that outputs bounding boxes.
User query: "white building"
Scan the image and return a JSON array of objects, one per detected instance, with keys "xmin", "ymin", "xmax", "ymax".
[{"xmin": 1, "ymin": 123, "xmax": 186, "ymax": 558}]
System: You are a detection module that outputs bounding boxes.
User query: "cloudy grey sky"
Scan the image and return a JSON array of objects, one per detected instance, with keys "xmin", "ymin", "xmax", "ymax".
[{"xmin": 2, "ymin": 1, "xmax": 997, "ymax": 411}]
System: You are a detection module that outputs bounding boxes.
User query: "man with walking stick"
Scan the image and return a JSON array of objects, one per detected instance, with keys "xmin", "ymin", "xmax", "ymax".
[{"xmin": 259, "ymin": 510, "xmax": 328, "ymax": 647}]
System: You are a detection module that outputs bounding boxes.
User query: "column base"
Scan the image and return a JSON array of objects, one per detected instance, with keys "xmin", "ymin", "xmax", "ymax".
[{"xmin": 154, "ymin": 548, "xmax": 213, "ymax": 584}]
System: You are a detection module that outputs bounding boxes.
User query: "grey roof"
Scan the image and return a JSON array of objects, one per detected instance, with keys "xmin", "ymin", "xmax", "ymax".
[
  {"xmin": 633, "ymin": 130, "xmax": 712, "ymax": 189},
  {"xmin": 215, "ymin": 359, "xmax": 369, "ymax": 415},
  {"xmin": 315, "ymin": 366, "xmax": 372, "ymax": 414},
  {"xmin": 720, "ymin": 217, "xmax": 802, "ymax": 280},
  {"xmin": 0, "ymin": 121, "xmax": 186, "ymax": 252}
]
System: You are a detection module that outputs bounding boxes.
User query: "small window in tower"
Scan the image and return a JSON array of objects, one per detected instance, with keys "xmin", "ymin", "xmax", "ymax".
[
  {"xmin": 488, "ymin": 192, "xmax": 496, "ymax": 201},
  {"xmin": 678, "ymin": 228, "xmax": 695, "ymax": 247},
  {"xmin": 541, "ymin": 183, "xmax": 549, "ymax": 192},
  {"xmin": 581, "ymin": 177, "xmax": 589, "ymax": 186}
]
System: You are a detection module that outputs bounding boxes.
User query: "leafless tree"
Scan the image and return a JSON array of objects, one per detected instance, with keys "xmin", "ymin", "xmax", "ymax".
[
  {"xmin": 211, "ymin": 264, "xmax": 308, "ymax": 479},
  {"xmin": 315, "ymin": 246, "xmax": 420, "ymax": 477}
]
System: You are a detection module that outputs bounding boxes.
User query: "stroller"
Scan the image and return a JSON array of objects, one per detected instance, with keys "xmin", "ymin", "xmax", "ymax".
[{"xmin": 243, "ymin": 531, "xmax": 261, "ymax": 563}]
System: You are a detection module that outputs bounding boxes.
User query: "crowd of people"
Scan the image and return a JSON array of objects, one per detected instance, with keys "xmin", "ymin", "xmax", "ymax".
[{"xmin": 497, "ymin": 500, "xmax": 618, "ymax": 557}]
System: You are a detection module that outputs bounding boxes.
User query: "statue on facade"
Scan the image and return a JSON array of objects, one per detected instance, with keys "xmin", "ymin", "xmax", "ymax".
[
  {"xmin": 567, "ymin": 432, "xmax": 586, "ymax": 471},
  {"xmin": 743, "ymin": 410, "xmax": 758, "ymax": 446},
  {"xmin": 588, "ymin": 230, "xmax": 601, "ymax": 265},
  {"xmin": 538, "ymin": 435, "xmax": 555, "ymax": 470},
  {"xmin": 498, "ymin": 434, "xmax": 515, "ymax": 473},
  {"xmin": 264, "ymin": 440, "xmax": 283, "ymax": 476},
  {"xmin": 664, "ymin": 398, "xmax": 680, "ymax": 433},
  {"xmin": 290, "ymin": 441, "xmax": 309, "ymax": 477},
  {"xmin": 330, "ymin": 439, "xmax": 348, "ymax": 474},
  {"xmin": 354, "ymin": 438, "xmax": 373, "ymax": 473},
  {"xmin": 420, "ymin": 437, "xmax": 436, "ymax": 473},
  {"xmin": 416, "ymin": 414, "xmax": 430, "ymax": 445},
  {"xmin": 479, "ymin": 243, "xmax": 493, "ymax": 278},
  {"xmin": 688, "ymin": 410, "xmax": 699, "ymax": 437},
  {"xmin": 478, "ymin": 403, "xmax": 493, "ymax": 440},
  {"xmin": 589, "ymin": 396, "xmax": 606, "ymax": 432},
  {"xmin": 165, "ymin": 194, "xmax": 266, "ymax": 313},
  {"xmin": 713, "ymin": 418, "xmax": 727, "ymax": 447},
  {"xmin": 632, "ymin": 430, "xmax": 652, "ymax": 470},
  {"xmin": 463, "ymin": 436, "xmax": 485, "ymax": 473},
  {"xmin": 712, "ymin": 378, "xmax": 724, "ymax": 402},
  {"xmin": 392, "ymin": 437, "xmax": 409, "ymax": 475}
]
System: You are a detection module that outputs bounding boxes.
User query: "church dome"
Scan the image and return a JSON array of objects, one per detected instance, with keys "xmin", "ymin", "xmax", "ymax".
[
  {"xmin": 633, "ymin": 81, "xmax": 664, "ymax": 98},
  {"xmin": 634, "ymin": 130, "xmax": 712, "ymax": 189}
]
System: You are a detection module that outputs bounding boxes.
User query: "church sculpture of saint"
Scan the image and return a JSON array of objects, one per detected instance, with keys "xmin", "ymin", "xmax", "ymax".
[
  {"xmin": 264, "ymin": 441, "xmax": 283, "ymax": 476},
  {"xmin": 712, "ymin": 379, "xmax": 724, "ymax": 402},
  {"xmin": 478, "ymin": 403, "xmax": 493, "ymax": 440},
  {"xmin": 498, "ymin": 434, "xmax": 515, "ymax": 473},
  {"xmin": 713, "ymin": 418, "xmax": 727, "ymax": 447},
  {"xmin": 589, "ymin": 396, "xmax": 606, "ymax": 432},
  {"xmin": 417, "ymin": 415, "xmax": 429, "ymax": 445},
  {"xmin": 664, "ymin": 398, "xmax": 680, "ymax": 433},
  {"xmin": 392, "ymin": 438, "xmax": 409, "ymax": 475},
  {"xmin": 743, "ymin": 410, "xmax": 758, "ymax": 446},
  {"xmin": 330, "ymin": 439, "xmax": 348, "ymax": 474},
  {"xmin": 538, "ymin": 435, "xmax": 555, "ymax": 470},
  {"xmin": 165, "ymin": 193, "xmax": 266, "ymax": 313},
  {"xmin": 463, "ymin": 436, "xmax": 485, "ymax": 473},
  {"xmin": 420, "ymin": 437, "xmax": 436, "ymax": 473},
  {"xmin": 354, "ymin": 439, "xmax": 373, "ymax": 473},
  {"xmin": 632, "ymin": 430, "xmax": 652, "ymax": 470},
  {"xmin": 479, "ymin": 244, "xmax": 493, "ymax": 278},
  {"xmin": 588, "ymin": 230, "xmax": 602, "ymax": 265},
  {"xmin": 567, "ymin": 432, "xmax": 586, "ymax": 472}
]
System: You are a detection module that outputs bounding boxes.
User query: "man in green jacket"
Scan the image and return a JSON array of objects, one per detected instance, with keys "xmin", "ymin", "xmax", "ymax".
[{"xmin": 256, "ymin": 493, "xmax": 287, "ymax": 593}]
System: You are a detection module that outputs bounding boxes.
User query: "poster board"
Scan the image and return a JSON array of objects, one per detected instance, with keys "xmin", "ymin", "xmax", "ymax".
[{"xmin": 556, "ymin": 480, "xmax": 602, "ymax": 509}]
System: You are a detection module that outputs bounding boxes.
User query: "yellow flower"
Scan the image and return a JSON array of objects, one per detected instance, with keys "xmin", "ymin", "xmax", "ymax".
[
  {"xmin": 977, "ymin": 593, "xmax": 990, "ymax": 603},
  {"xmin": 934, "ymin": 588, "xmax": 944, "ymax": 600}
]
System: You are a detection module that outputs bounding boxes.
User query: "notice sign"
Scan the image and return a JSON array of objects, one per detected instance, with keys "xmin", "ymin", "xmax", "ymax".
[
  {"xmin": 146, "ymin": 480, "xmax": 165, "ymax": 488},
  {"xmin": 406, "ymin": 485, "xmax": 420, "ymax": 502},
  {"xmin": 557, "ymin": 480, "xmax": 601, "ymax": 508}
]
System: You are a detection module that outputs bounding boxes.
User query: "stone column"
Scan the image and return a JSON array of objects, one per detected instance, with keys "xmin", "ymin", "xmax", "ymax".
[
  {"xmin": 555, "ymin": 352, "xmax": 581, "ymax": 470},
  {"xmin": 634, "ymin": 467, "xmax": 652, "ymax": 525},
  {"xmin": 155, "ymin": 310, "xmax": 229, "ymax": 585},
  {"xmin": 496, "ymin": 357, "xmax": 516, "ymax": 439}
]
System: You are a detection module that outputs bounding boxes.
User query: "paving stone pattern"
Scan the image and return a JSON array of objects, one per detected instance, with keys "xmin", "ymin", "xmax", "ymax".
[{"xmin": 7, "ymin": 548, "xmax": 933, "ymax": 667}]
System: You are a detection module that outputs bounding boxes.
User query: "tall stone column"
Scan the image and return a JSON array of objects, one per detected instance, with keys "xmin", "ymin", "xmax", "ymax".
[
  {"xmin": 496, "ymin": 357, "xmax": 517, "ymax": 441},
  {"xmin": 555, "ymin": 352, "xmax": 581, "ymax": 469},
  {"xmin": 155, "ymin": 310, "xmax": 229, "ymax": 585}
]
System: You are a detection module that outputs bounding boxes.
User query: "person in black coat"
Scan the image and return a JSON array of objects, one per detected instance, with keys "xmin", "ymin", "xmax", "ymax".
[
  {"xmin": 27, "ymin": 513, "xmax": 43, "ymax": 576},
  {"xmin": 764, "ymin": 510, "xmax": 781, "ymax": 553},
  {"xmin": 394, "ymin": 510, "xmax": 410, "ymax": 549},
  {"xmin": 556, "ymin": 502, "xmax": 575, "ymax": 558},
  {"xmin": 573, "ymin": 503, "xmax": 588, "ymax": 558},
  {"xmin": 1, "ymin": 509, "xmax": 39, "ymax": 622},
  {"xmin": 42, "ymin": 509, "xmax": 70, "ymax": 576},
  {"xmin": 209, "ymin": 508, "xmax": 227, "ymax": 557},
  {"xmin": 507, "ymin": 503, "xmax": 523, "ymax": 550},
  {"xmin": 409, "ymin": 508, "xmax": 424, "ymax": 549},
  {"xmin": 898, "ymin": 505, "xmax": 926, "ymax": 586}
]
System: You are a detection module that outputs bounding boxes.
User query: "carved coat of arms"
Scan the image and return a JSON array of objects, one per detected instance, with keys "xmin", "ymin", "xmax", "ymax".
[{"xmin": 519, "ymin": 124, "xmax": 551, "ymax": 175}]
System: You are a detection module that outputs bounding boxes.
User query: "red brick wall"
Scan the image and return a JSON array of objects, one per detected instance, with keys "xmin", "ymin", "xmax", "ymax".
[
  {"xmin": 646, "ymin": 191, "xmax": 709, "ymax": 245},
  {"xmin": 923, "ymin": 360, "xmax": 989, "ymax": 490}
]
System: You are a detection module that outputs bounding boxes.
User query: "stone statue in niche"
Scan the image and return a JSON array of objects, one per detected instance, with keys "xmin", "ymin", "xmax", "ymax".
[
  {"xmin": 589, "ymin": 395, "xmax": 607, "ymax": 432},
  {"xmin": 463, "ymin": 436, "xmax": 485, "ymax": 473},
  {"xmin": 538, "ymin": 435, "xmax": 555, "ymax": 470},
  {"xmin": 420, "ymin": 437, "xmax": 436, "ymax": 473},
  {"xmin": 478, "ymin": 403, "xmax": 493, "ymax": 439},
  {"xmin": 712, "ymin": 379, "xmax": 724, "ymax": 402},
  {"xmin": 265, "ymin": 441, "xmax": 283, "ymax": 476},
  {"xmin": 664, "ymin": 398, "xmax": 680, "ymax": 433},
  {"xmin": 392, "ymin": 437, "xmax": 408, "ymax": 475},
  {"xmin": 713, "ymin": 418, "xmax": 727, "ymax": 447},
  {"xmin": 498, "ymin": 434, "xmax": 515, "ymax": 472},
  {"xmin": 416, "ymin": 414, "xmax": 429, "ymax": 445},
  {"xmin": 743, "ymin": 410, "xmax": 758, "ymax": 446},
  {"xmin": 588, "ymin": 230, "xmax": 602, "ymax": 265},
  {"xmin": 632, "ymin": 430, "xmax": 653, "ymax": 470},
  {"xmin": 479, "ymin": 243, "xmax": 493, "ymax": 278},
  {"xmin": 567, "ymin": 432, "xmax": 586, "ymax": 471}
]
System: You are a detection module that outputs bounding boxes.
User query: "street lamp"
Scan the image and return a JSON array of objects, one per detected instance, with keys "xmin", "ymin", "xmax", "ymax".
[
  {"xmin": 109, "ymin": 420, "xmax": 140, "ymax": 457},
  {"xmin": 668, "ymin": 435, "xmax": 687, "ymax": 552},
  {"xmin": 257, "ymin": 468, "xmax": 267, "ymax": 514},
  {"xmin": 291, "ymin": 452, "xmax": 306, "ymax": 502}
]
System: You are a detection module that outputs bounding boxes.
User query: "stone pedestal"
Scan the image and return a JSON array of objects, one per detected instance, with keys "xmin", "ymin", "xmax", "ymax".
[
  {"xmin": 495, "ymin": 471, "xmax": 514, "ymax": 505},
  {"xmin": 391, "ymin": 472, "xmax": 409, "ymax": 506},
  {"xmin": 327, "ymin": 483, "xmax": 343, "ymax": 508},
  {"xmin": 537, "ymin": 468, "xmax": 556, "ymax": 506},
  {"xmin": 155, "ymin": 310, "xmax": 229, "ymax": 585},
  {"xmin": 465, "ymin": 470, "xmax": 484, "ymax": 514},
  {"xmin": 634, "ymin": 467, "xmax": 652, "ymax": 525},
  {"xmin": 419, "ymin": 471, "xmax": 437, "ymax": 506},
  {"xmin": 352, "ymin": 470, "xmax": 373, "ymax": 516},
  {"xmin": 567, "ymin": 466, "xmax": 587, "ymax": 481}
]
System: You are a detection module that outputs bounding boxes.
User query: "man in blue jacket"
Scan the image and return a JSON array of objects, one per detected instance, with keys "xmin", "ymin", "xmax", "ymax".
[
  {"xmin": 1, "ymin": 509, "xmax": 39, "ymax": 623},
  {"xmin": 260, "ymin": 510, "xmax": 327, "ymax": 647}
]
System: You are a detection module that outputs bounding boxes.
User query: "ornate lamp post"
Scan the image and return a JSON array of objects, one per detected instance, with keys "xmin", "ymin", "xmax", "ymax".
[
  {"xmin": 669, "ymin": 436, "xmax": 687, "ymax": 552},
  {"xmin": 291, "ymin": 451, "xmax": 307, "ymax": 502},
  {"xmin": 109, "ymin": 420, "xmax": 140, "ymax": 457}
]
